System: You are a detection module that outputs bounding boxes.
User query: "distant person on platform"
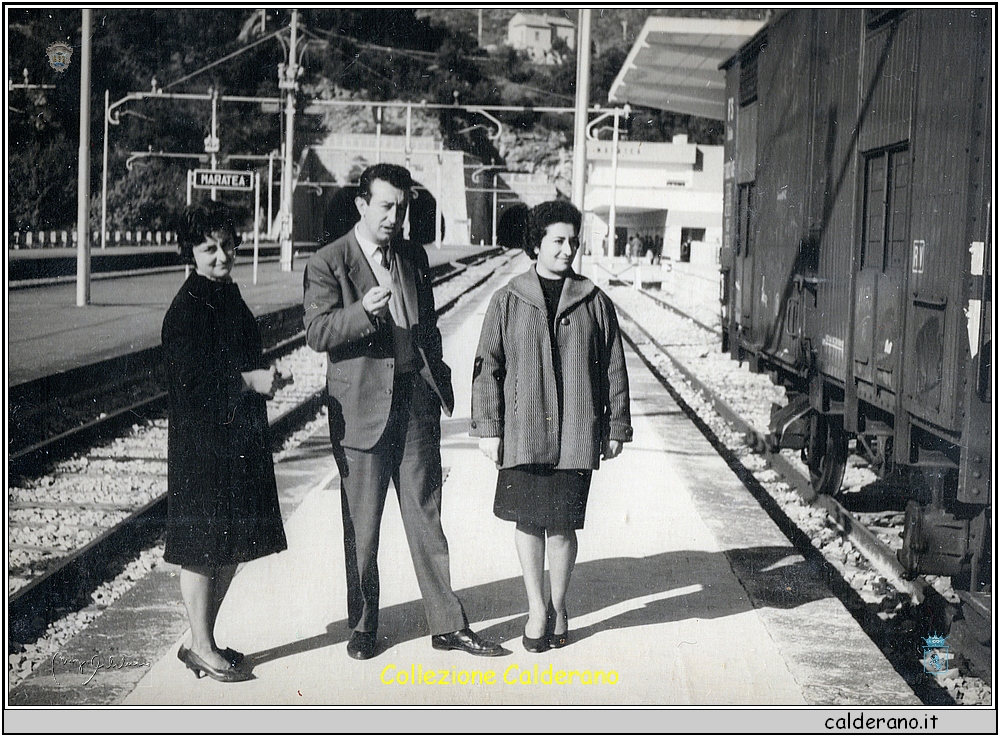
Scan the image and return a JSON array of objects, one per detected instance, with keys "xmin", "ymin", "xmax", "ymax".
[
  {"xmin": 471, "ymin": 200, "xmax": 632, "ymax": 653},
  {"xmin": 162, "ymin": 202, "xmax": 292, "ymax": 683},
  {"xmin": 302, "ymin": 163, "xmax": 504, "ymax": 661}
]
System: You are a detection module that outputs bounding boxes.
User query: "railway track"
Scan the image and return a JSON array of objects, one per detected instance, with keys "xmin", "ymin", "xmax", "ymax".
[
  {"xmin": 609, "ymin": 287, "xmax": 989, "ymax": 703},
  {"xmin": 608, "ymin": 283, "xmax": 990, "ymax": 702},
  {"xmin": 627, "ymin": 288, "xmax": 929, "ymax": 604},
  {"xmin": 8, "ymin": 248, "xmax": 511, "ymax": 645}
]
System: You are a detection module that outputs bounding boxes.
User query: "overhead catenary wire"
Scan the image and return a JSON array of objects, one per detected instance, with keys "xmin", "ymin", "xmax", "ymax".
[
  {"xmin": 304, "ymin": 26, "xmax": 576, "ymax": 104},
  {"xmin": 163, "ymin": 26, "xmax": 288, "ymax": 91},
  {"xmin": 160, "ymin": 18, "xmax": 576, "ymax": 107},
  {"xmin": 306, "ymin": 26, "xmax": 440, "ymax": 62}
]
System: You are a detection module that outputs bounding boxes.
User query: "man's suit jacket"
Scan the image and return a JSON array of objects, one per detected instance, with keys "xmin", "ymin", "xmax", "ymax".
[{"xmin": 303, "ymin": 229, "xmax": 455, "ymax": 451}]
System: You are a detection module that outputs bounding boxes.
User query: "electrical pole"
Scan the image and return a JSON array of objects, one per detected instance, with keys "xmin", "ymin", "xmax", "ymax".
[
  {"xmin": 571, "ymin": 9, "xmax": 591, "ymax": 210},
  {"xmin": 101, "ymin": 89, "xmax": 109, "ymax": 249},
  {"xmin": 279, "ymin": 8, "xmax": 298, "ymax": 271},
  {"xmin": 571, "ymin": 9, "xmax": 591, "ymax": 270},
  {"xmin": 76, "ymin": 9, "xmax": 92, "ymax": 307},
  {"xmin": 608, "ymin": 109, "xmax": 621, "ymax": 260},
  {"xmin": 206, "ymin": 87, "xmax": 220, "ymax": 200}
]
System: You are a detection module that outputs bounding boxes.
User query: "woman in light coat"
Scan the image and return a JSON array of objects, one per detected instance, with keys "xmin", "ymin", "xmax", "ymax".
[{"xmin": 471, "ymin": 200, "xmax": 632, "ymax": 652}]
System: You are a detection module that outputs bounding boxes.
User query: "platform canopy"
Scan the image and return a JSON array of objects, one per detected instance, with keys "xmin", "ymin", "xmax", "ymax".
[{"xmin": 608, "ymin": 16, "xmax": 766, "ymax": 120}]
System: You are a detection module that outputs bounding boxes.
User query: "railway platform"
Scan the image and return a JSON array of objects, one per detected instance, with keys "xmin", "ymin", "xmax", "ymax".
[
  {"xmin": 8, "ymin": 260, "xmax": 923, "ymax": 710},
  {"xmin": 6, "ymin": 246, "xmax": 483, "ymax": 387}
]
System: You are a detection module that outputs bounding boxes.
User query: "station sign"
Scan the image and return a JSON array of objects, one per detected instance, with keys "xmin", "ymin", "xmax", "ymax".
[{"xmin": 192, "ymin": 169, "xmax": 254, "ymax": 191}]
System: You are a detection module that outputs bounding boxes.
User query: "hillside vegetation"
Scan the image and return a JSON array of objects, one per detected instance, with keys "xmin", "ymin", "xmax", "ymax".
[{"xmin": 7, "ymin": 8, "xmax": 767, "ymax": 233}]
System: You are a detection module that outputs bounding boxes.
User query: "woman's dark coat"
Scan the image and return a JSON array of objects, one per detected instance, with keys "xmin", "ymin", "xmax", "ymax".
[{"xmin": 161, "ymin": 273, "xmax": 287, "ymax": 566}]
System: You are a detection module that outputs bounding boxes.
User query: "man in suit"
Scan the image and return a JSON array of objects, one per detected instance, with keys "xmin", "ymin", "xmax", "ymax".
[{"xmin": 303, "ymin": 163, "xmax": 504, "ymax": 660}]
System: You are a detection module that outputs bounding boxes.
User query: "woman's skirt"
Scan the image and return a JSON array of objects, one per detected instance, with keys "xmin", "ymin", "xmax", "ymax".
[{"xmin": 494, "ymin": 465, "xmax": 593, "ymax": 531}]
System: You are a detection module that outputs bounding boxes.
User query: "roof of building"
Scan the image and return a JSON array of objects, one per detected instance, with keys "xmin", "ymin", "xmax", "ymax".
[
  {"xmin": 509, "ymin": 12, "xmax": 575, "ymax": 29},
  {"xmin": 608, "ymin": 16, "xmax": 766, "ymax": 120}
]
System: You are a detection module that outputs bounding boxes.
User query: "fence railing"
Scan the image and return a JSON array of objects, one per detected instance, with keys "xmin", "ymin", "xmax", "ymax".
[
  {"xmin": 9, "ymin": 230, "xmax": 177, "ymax": 249},
  {"xmin": 10, "ymin": 230, "xmax": 271, "ymax": 249}
]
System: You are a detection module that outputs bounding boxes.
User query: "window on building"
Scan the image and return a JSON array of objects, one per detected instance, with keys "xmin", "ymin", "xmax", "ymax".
[{"xmin": 680, "ymin": 228, "xmax": 706, "ymax": 262}]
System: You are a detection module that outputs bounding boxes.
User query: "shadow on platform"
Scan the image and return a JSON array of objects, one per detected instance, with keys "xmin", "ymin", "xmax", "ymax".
[{"xmin": 242, "ymin": 545, "xmax": 827, "ymax": 667}]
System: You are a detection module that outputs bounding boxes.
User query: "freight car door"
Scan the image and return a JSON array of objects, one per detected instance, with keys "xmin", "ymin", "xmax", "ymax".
[{"xmin": 854, "ymin": 147, "xmax": 910, "ymax": 404}]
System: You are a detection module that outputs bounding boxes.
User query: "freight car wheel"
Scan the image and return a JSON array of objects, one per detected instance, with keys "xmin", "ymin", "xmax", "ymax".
[{"xmin": 808, "ymin": 416, "xmax": 848, "ymax": 497}]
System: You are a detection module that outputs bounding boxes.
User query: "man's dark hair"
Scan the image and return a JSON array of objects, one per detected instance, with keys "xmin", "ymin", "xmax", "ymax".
[
  {"xmin": 176, "ymin": 201, "xmax": 241, "ymax": 263},
  {"xmin": 525, "ymin": 199, "xmax": 581, "ymax": 259},
  {"xmin": 357, "ymin": 163, "xmax": 413, "ymax": 203}
]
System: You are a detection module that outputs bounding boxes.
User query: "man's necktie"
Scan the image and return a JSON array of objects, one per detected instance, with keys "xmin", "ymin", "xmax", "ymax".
[{"xmin": 377, "ymin": 246, "xmax": 390, "ymax": 271}]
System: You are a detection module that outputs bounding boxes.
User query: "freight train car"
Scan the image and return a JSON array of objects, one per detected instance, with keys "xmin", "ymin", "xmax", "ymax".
[{"xmin": 719, "ymin": 8, "xmax": 992, "ymax": 669}]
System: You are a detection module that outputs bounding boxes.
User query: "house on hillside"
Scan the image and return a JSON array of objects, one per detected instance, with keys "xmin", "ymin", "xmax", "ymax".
[{"xmin": 506, "ymin": 13, "xmax": 575, "ymax": 63}]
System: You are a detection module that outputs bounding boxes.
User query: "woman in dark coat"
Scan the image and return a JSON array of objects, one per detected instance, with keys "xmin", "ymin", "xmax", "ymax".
[
  {"xmin": 471, "ymin": 200, "xmax": 632, "ymax": 652},
  {"xmin": 161, "ymin": 202, "xmax": 290, "ymax": 682}
]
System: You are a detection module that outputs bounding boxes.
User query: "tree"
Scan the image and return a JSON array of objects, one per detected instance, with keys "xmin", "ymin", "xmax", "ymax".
[
  {"xmin": 8, "ymin": 9, "xmax": 86, "ymax": 232},
  {"xmin": 8, "ymin": 9, "xmax": 289, "ymax": 233}
]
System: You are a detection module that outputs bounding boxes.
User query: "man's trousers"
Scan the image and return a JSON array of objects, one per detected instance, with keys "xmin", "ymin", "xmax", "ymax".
[{"xmin": 336, "ymin": 372, "xmax": 467, "ymax": 636}]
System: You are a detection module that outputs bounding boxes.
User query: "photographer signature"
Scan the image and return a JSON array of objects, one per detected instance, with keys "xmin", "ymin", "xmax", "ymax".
[{"xmin": 51, "ymin": 652, "xmax": 150, "ymax": 685}]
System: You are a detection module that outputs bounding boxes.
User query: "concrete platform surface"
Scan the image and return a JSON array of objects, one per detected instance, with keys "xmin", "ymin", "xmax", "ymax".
[{"xmin": 105, "ymin": 263, "xmax": 919, "ymax": 706}]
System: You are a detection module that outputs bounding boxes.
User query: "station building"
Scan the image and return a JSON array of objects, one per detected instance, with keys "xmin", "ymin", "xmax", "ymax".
[
  {"xmin": 594, "ymin": 15, "xmax": 766, "ymax": 271},
  {"xmin": 583, "ymin": 135, "xmax": 723, "ymax": 267}
]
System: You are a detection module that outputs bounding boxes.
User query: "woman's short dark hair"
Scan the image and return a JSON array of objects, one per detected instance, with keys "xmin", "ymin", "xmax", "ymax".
[
  {"xmin": 357, "ymin": 163, "xmax": 413, "ymax": 203},
  {"xmin": 496, "ymin": 202, "xmax": 530, "ymax": 250},
  {"xmin": 524, "ymin": 199, "xmax": 581, "ymax": 259},
  {"xmin": 176, "ymin": 202, "xmax": 242, "ymax": 263}
]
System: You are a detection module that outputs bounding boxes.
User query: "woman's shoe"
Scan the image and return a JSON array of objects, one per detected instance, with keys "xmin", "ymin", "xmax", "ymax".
[
  {"xmin": 179, "ymin": 644, "xmax": 245, "ymax": 668},
  {"xmin": 522, "ymin": 633, "xmax": 549, "ymax": 653},
  {"xmin": 178, "ymin": 645, "xmax": 253, "ymax": 683},
  {"xmin": 549, "ymin": 629, "xmax": 570, "ymax": 649},
  {"xmin": 218, "ymin": 647, "xmax": 244, "ymax": 667},
  {"xmin": 549, "ymin": 608, "xmax": 569, "ymax": 649}
]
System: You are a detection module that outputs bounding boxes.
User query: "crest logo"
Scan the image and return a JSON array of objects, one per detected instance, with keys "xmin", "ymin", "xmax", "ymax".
[
  {"xmin": 46, "ymin": 43, "xmax": 73, "ymax": 73},
  {"xmin": 921, "ymin": 633, "xmax": 950, "ymax": 674}
]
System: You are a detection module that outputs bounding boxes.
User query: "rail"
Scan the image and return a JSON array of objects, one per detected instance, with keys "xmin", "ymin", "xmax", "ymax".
[{"xmin": 613, "ymin": 302, "xmax": 928, "ymax": 605}]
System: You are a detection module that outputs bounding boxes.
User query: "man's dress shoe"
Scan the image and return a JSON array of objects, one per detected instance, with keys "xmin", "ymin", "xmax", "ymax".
[
  {"xmin": 347, "ymin": 631, "xmax": 379, "ymax": 660},
  {"xmin": 431, "ymin": 628, "xmax": 505, "ymax": 657}
]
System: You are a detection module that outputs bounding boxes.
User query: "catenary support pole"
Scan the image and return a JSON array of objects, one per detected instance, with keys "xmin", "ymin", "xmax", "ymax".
[
  {"xmin": 492, "ymin": 171, "xmax": 498, "ymax": 247},
  {"xmin": 279, "ymin": 8, "xmax": 298, "ymax": 271},
  {"xmin": 267, "ymin": 153, "xmax": 275, "ymax": 238},
  {"xmin": 571, "ymin": 8, "xmax": 591, "ymax": 271},
  {"xmin": 100, "ymin": 89, "xmax": 108, "ymax": 249},
  {"xmin": 76, "ymin": 9, "xmax": 93, "ymax": 307},
  {"xmin": 210, "ymin": 87, "xmax": 219, "ymax": 201},
  {"xmin": 608, "ymin": 109, "xmax": 620, "ymax": 259},
  {"xmin": 253, "ymin": 172, "xmax": 261, "ymax": 284}
]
